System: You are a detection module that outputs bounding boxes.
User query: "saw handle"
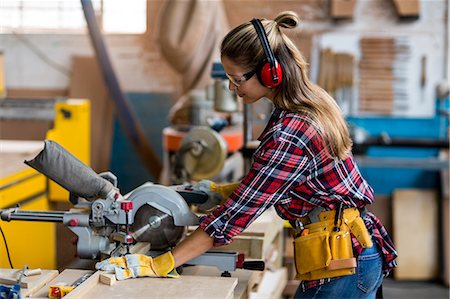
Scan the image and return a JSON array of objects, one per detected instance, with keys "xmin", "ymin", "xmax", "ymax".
[
  {"xmin": 175, "ymin": 189, "xmax": 209, "ymax": 204},
  {"xmin": 241, "ymin": 260, "xmax": 265, "ymax": 271},
  {"xmin": 236, "ymin": 254, "xmax": 265, "ymax": 271}
]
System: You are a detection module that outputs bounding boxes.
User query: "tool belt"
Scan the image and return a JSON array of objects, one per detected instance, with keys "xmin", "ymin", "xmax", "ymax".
[{"xmin": 293, "ymin": 206, "xmax": 373, "ymax": 281}]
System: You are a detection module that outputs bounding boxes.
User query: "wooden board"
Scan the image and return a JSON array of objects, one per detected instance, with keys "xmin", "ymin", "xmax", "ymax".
[
  {"xmin": 330, "ymin": 0, "xmax": 356, "ymax": 18},
  {"xmin": 31, "ymin": 269, "xmax": 93, "ymax": 299},
  {"xmin": 0, "ymin": 269, "xmax": 58, "ymax": 298},
  {"xmin": 64, "ymin": 271, "xmax": 237, "ymax": 299},
  {"xmin": 393, "ymin": 0, "xmax": 420, "ymax": 17},
  {"xmin": 182, "ymin": 265, "xmax": 261, "ymax": 299},
  {"xmin": 443, "ymin": 194, "xmax": 449, "ymax": 286},
  {"xmin": 392, "ymin": 189, "xmax": 439, "ymax": 280},
  {"xmin": 249, "ymin": 268, "xmax": 287, "ymax": 299},
  {"xmin": 440, "ymin": 150, "xmax": 449, "ymax": 286}
]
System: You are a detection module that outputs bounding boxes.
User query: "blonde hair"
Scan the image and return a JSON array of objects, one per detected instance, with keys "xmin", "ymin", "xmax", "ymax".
[{"xmin": 221, "ymin": 11, "xmax": 352, "ymax": 160}]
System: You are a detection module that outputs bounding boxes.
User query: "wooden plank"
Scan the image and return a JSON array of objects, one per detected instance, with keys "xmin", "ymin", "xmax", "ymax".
[
  {"xmin": 65, "ymin": 271, "xmax": 237, "ymax": 299},
  {"xmin": 393, "ymin": 189, "xmax": 439, "ymax": 280},
  {"xmin": 392, "ymin": 0, "xmax": 420, "ymax": 17},
  {"xmin": 360, "ymin": 89, "xmax": 394, "ymax": 96},
  {"xmin": 250, "ymin": 268, "xmax": 287, "ymax": 299},
  {"xmin": 99, "ymin": 273, "xmax": 116, "ymax": 286},
  {"xmin": 440, "ymin": 150, "xmax": 449, "ymax": 286},
  {"xmin": 359, "ymin": 103, "xmax": 394, "ymax": 109},
  {"xmin": 443, "ymin": 193, "xmax": 449, "ymax": 286},
  {"xmin": 360, "ymin": 82, "xmax": 393, "ymax": 89},
  {"xmin": 64, "ymin": 271, "xmax": 101, "ymax": 299},
  {"xmin": 182, "ymin": 265, "xmax": 260, "ymax": 299},
  {"xmin": 31, "ymin": 269, "xmax": 93, "ymax": 299},
  {"xmin": 360, "ymin": 38, "xmax": 395, "ymax": 44},
  {"xmin": 0, "ymin": 276, "xmax": 29, "ymax": 288},
  {"xmin": 360, "ymin": 74, "xmax": 394, "ymax": 80},
  {"xmin": 359, "ymin": 62, "xmax": 394, "ymax": 69},
  {"xmin": 330, "ymin": 0, "xmax": 356, "ymax": 18},
  {"xmin": 0, "ymin": 269, "xmax": 58, "ymax": 298}
]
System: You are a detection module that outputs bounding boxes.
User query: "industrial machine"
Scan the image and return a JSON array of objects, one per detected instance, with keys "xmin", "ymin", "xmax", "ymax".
[
  {"xmin": 162, "ymin": 64, "xmax": 244, "ymax": 185},
  {"xmin": 170, "ymin": 126, "xmax": 227, "ymax": 183},
  {"xmin": 0, "ymin": 98, "xmax": 90, "ymax": 270},
  {"xmin": 0, "ymin": 140, "xmax": 263, "ymax": 275}
]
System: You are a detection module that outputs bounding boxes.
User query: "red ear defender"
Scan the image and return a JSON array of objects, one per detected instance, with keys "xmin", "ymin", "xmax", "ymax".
[
  {"xmin": 257, "ymin": 60, "xmax": 283, "ymax": 88},
  {"xmin": 251, "ymin": 18, "xmax": 283, "ymax": 89}
]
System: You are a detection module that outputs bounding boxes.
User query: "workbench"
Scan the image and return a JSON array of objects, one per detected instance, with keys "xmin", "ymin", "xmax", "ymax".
[
  {"xmin": 0, "ymin": 206, "xmax": 286, "ymax": 298},
  {"xmin": 0, "ymin": 268, "xmax": 238, "ymax": 299}
]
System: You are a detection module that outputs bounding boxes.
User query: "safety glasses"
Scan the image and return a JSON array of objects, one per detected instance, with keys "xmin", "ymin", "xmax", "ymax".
[{"xmin": 226, "ymin": 69, "xmax": 256, "ymax": 87}]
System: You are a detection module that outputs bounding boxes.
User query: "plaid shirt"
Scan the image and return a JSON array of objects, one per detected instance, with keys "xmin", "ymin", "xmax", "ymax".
[{"xmin": 199, "ymin": 108, "xmax": 397, "ymax": 290}]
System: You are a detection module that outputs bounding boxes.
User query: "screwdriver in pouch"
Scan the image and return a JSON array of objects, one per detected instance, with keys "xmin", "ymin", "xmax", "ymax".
[
  {"xmin": 333, "ymin": 202, "xmax": 344, "ymax": 232},
  {"xmin": 295, "ymin": 220, "xmax": 309, "ymax": 237}
]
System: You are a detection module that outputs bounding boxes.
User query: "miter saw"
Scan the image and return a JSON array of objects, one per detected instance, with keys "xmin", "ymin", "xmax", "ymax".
[{"xmin": 0, "ymin": 140, "xmax": 263, "ymax": 275}]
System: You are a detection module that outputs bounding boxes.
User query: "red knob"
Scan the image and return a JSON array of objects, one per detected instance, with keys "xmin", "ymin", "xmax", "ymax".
[
  {"xmin": 236, "ymin": 253, "xmax": 245, "ymax": 269},
  {"xmin": 121, "ymin": 201, "xmax": 133, "ymax": 212},
  {"xmin": 69, "ymin": 218, "xmax": 79, "ymax": 226}
]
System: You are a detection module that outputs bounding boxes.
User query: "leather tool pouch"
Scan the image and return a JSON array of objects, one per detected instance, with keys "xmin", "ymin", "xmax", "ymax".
[
  {"xmin": 294, "ymin": 230, "xmax": 331, "ymax": 275},
  {"xmin": 293, "ymin": 207, "xmax": 371, "ymax": 281}
]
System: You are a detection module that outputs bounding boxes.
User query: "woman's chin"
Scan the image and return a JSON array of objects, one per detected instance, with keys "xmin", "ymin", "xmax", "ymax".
[{"xmin": 241, "ymin": 96, "xmax": 258, "ymax": 104}]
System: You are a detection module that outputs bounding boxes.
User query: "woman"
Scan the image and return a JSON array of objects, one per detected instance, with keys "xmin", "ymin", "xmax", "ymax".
[
  {"xmin": 97, "ymin": 10, "xmax": 397, "ymax": 299},
  {"xmin": 171, "ymin": 11, "xmax": 397, "ymax": 298}
]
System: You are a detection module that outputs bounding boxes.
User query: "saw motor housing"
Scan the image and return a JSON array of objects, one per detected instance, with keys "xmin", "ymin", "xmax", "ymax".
[{"xmin": 0, "ymin": 140, "xmax": 200, "ymax": 260}]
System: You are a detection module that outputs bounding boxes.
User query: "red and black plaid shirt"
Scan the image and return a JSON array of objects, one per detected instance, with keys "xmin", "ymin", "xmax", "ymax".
[{"xmin": 199, "ymin": 108, "xmax": 397, "ymax": 290}]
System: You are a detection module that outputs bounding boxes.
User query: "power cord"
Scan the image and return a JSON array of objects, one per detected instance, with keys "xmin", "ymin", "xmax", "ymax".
[{"xmin": 0, "ymin": 223, "xmax": 14, "ymax": 268}]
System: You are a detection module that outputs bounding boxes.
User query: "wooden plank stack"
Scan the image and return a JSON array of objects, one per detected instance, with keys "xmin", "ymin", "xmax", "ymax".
[
  {"xmin": 318, "ymin": 49, "xmax": 355, "ymax": 114},
  {"xmin": 0, "ymin": 269, "xmax": 58, "ymax": 298},
  {"xmin": 359, "ymin": 37, "xmax": 410, "ymax": 115},
  {"xmin": 392, "ymin": 189, "xmax": 439, "ymax": 280}
]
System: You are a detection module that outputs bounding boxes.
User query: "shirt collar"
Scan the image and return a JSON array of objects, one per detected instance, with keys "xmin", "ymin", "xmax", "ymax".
[{"xmin": 257, "ymin": 107, "xmax": 284, "ymax": 141}]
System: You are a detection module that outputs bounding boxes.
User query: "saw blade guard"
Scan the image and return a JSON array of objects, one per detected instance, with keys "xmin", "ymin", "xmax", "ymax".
[
  {"xmin": 25, "ymin": 140, "xmax": 114, "ymax": 200},
  {"xmin": 124, "ymin": 184, "xmax": 199, "ymax": 250},
  {"xmin": 126, "ymin": 184, "xmax": 199, "ymax": 227}
]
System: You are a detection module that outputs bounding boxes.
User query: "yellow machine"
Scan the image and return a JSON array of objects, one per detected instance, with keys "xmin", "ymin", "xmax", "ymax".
[{"xmin": 0, "ymin": 99, "xmax": 90, "ymax": 269}]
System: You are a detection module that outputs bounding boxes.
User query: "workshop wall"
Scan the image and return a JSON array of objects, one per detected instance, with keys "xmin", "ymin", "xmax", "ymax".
[
  {"xmin": 1, "ymin": 1, "xmax": 446, "ymax": 97},
  {"xmin": 0, "ymin": 0, "xmax": 447, "ymax": 195}
]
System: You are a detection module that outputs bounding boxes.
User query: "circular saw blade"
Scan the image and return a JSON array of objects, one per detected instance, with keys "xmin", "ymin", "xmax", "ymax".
[{"xmin": 131, "ymin": 204, "xmax": 185, "ymax": 250}]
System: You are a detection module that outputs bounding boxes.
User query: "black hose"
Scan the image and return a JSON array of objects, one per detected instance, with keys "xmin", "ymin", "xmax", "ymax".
[{"xmin": 0, "ymin": 224, "xmax": 14, "ymax": 269}]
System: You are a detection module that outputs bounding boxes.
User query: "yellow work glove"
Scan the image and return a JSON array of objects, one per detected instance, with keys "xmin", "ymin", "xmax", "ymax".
[
  {"xmin": 95, "ymin": 252, "xmax": 179, "ymax": 280},
  {"xmin": 193, "ymin": 180, "xmax": 240, "ymax": 211}
]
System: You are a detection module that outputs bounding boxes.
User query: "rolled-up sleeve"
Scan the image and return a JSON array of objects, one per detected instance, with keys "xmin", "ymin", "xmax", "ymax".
[{"xmin": 199, "ymin": 134, "xmax": 310, "ymax": 246}]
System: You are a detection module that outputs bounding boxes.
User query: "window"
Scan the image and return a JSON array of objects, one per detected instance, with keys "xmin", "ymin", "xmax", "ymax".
[{"xmin": 0, "ymin": 0, "xmax": 147, "ymax": 34}]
